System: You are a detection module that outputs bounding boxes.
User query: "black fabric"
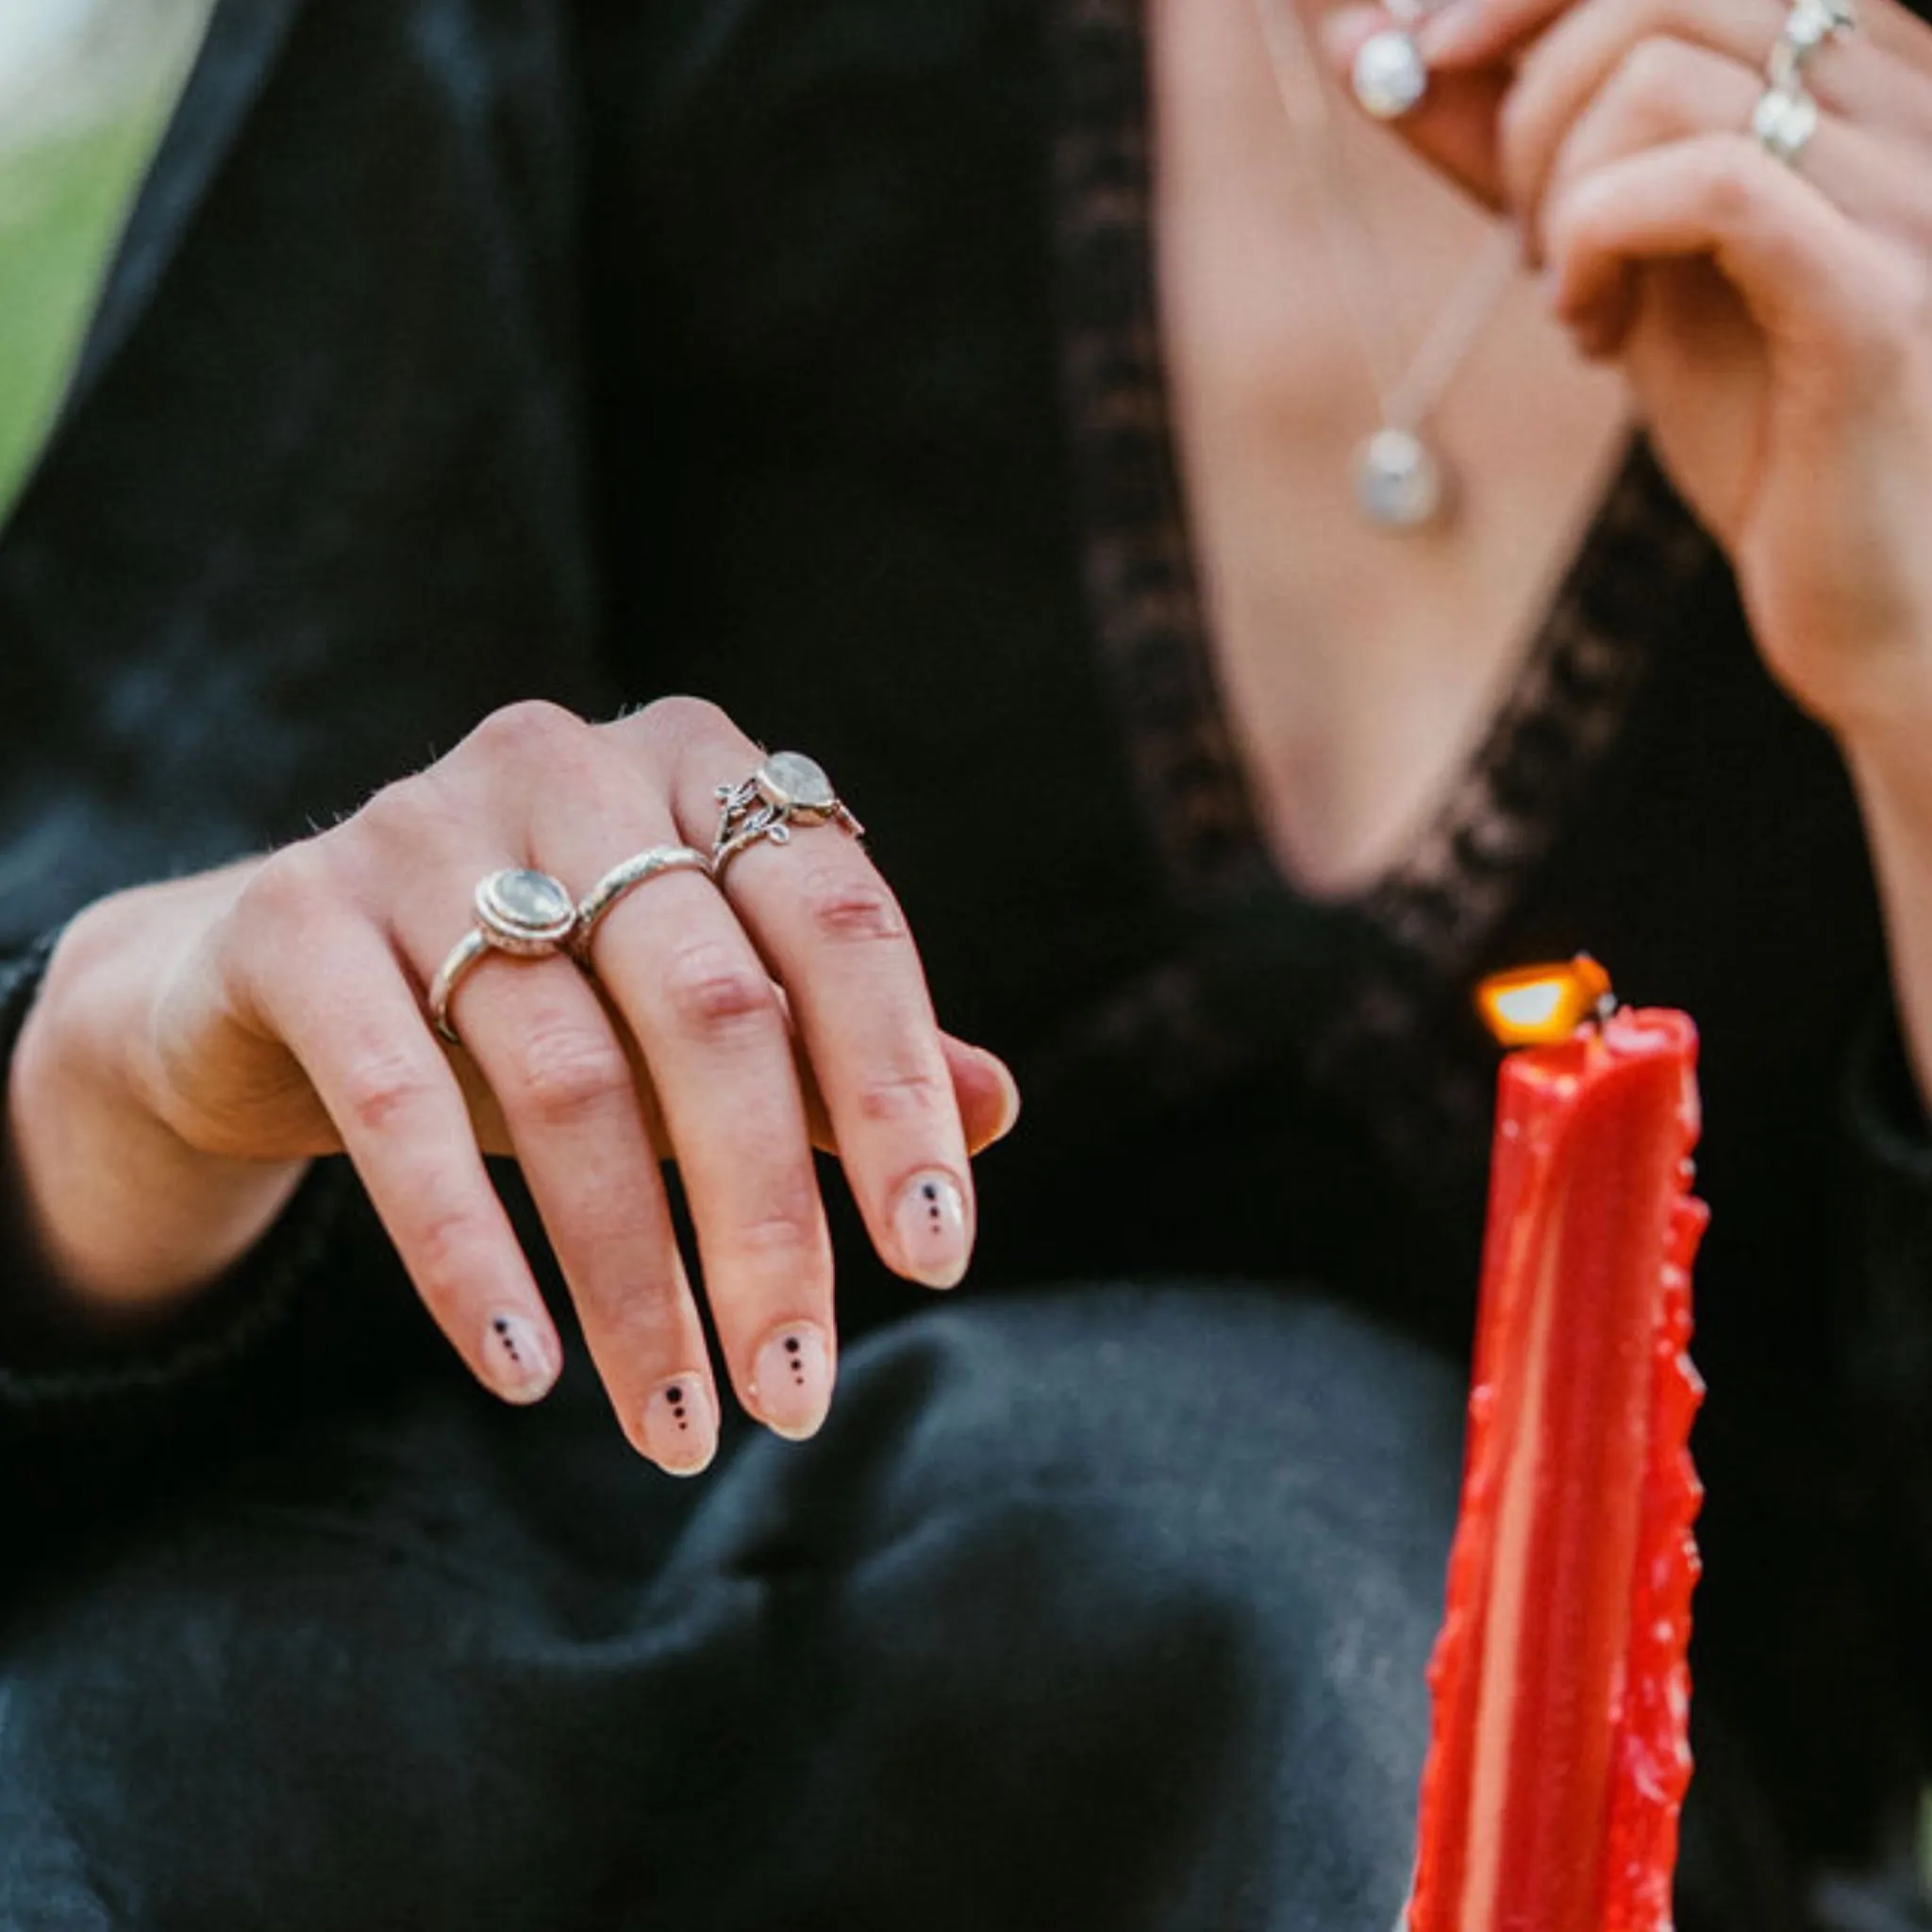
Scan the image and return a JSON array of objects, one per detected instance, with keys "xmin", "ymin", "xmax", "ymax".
[
  {"xmin": 0, "ymin": 1289, "xmax": 1463, "ymax": 1932},
  {"xmin": 0, "ymin": 0, "xmax": 1928, "ymax": 1924}
]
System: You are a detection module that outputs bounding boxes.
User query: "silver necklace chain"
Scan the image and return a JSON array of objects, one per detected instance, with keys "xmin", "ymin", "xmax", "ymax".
[{"xmin": 1251, "ymin": 0, "xmax": 1523, "ymax": 530}]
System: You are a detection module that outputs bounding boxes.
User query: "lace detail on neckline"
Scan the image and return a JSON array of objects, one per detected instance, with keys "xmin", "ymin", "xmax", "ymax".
[{"xmin": 1045, "ymin": 0, "xmax": 1718, "ymax": 1167}]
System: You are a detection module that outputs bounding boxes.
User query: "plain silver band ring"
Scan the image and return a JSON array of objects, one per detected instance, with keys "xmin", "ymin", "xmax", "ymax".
[
  {"xmin": 428, "ymin": 929, "xmax": 494, "ymax": 1044},
  {"xmin": 572, "ymin": 844, "xmax": 712, "ymax": 962}
]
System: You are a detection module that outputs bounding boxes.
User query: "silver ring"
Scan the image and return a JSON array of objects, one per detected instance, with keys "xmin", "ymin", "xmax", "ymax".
[
  {"xmin": 1752, "ymin": 82, "xmax": 1819, "ymax": 164},
  {"xmin": 1768, "ymin": 0, "xmax": 1857, "ymax": 92},
  {"xmin": 428, "ymin": 867, "xmax": 577, "ymax": 1044},
  {"xmin": 571, "ymin": 844, "xmax": 711, "ymax": 962},
  {"xmin": 711, "ymin": 750, "xmax": 864, "ymax": 883}
]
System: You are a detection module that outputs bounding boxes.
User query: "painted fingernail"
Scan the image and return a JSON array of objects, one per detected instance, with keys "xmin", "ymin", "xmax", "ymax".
[
  {"xmin": 891, "ymin": 1170, "xmax": 972, "ymax": 1290},
  {"xmin": 482, "ymin": 1310, "xmax": 558, "ymax": 1405},
  {"xmin": 750, "ymin": 1322, "xmax": 833, "ymax": 1441},
  {"xmin": 641, "ymin": 1374, "xmax": 719, "ymax": 1475}
]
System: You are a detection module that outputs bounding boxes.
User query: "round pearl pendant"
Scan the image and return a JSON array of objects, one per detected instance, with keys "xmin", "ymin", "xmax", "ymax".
[{"xmin": 1354, "ymin": 426, "xmax": 1449, "ymax": 531}]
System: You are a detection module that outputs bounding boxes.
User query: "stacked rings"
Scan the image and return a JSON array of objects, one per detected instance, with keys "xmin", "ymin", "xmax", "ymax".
[
  {"xmin": 1753, "ymin": 0, "xmax": 1857, "ymax": 165},
  {"xmin": 426, "ymin": 748, "xmax": 856, "ymax": 1044}
]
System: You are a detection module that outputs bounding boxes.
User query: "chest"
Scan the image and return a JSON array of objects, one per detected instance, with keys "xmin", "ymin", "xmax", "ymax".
[{"xmin": 1149, "ymin": 0, "xmax": 1632, "ymax": 894}]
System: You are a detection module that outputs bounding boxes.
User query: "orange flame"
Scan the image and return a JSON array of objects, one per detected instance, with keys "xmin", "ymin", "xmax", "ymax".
[{"xmin": 1475, "ymin": 955, "xmax": 1614, "ymax": 1047}]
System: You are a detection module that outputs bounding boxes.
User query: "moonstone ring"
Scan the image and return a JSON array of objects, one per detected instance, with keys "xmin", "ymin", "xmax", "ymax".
[
  {"xmin": 428, "ymin": 867, "xmax": 578, "ymax": 1043},
  {"xmin": 712, "ymin": 751, "xmax": 865, "ymax": 883}
]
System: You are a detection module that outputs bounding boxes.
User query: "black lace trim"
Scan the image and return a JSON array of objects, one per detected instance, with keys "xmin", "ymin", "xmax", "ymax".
[{"xmin": 1046, "ymin": 0, "xmax": 1718, "ymax": 1168}]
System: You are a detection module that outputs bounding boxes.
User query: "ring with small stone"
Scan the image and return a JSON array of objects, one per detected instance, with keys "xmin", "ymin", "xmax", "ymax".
[
  {"xmin": 711, "ymin": 751, "xmax": 864, "ymax": 884},
  {"xmin": 1768, "ymin": 0, "xmax": 1857, "ymax": 93},
  {"xmin": 1352, "ymin": 26, "xmax": 1428, "ymax": 120},
  {"xmin": 570, "ymin": 844, "xmax": 712, "ymax": 964},
  {"xmin": 428, "ymin": 867, "xmax": 578, "ymax": 1044},
  {"xmin": 1751, "ymin": 81, "xmax": 1820, "ymax": 164}
]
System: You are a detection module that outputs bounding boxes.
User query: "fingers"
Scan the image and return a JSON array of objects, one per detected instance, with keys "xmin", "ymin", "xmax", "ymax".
[
  {"xmin": 244, "ymin": 696, "xmax": 1013, "ymax": 1473},
  {"xmin": 1542, "ymin": 127, "xmax": 1922, "ymax": 356},
  {"xmin": 644, "ymin": 710, "xmax": 982, "ymax": 1303},
  {"xmin": 234, "ymin": 860, "xmax": 565, "ymax": 1410},
  {"xmin": 1320, "ymin": 4, "xmax": 1515, "ymax": 202},
  {"xmin": 1503, "ymin": 0, "xmax": 1921, "ymax": 252},
  {"xmin": 441, "ymin": 941, "xmax": 724, "ymax": 1472}
]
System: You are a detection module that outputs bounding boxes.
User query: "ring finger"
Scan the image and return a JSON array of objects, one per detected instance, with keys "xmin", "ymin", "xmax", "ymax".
[{"xmin": 1506, "ymin": 0, "xmax": 1923, "ymax": 239}]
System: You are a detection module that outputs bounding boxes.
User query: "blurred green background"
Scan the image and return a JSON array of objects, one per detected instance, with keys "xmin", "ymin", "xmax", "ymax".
[{"xmin": 0, "ymin": 0, "xmax": 212, "ymax": 521}]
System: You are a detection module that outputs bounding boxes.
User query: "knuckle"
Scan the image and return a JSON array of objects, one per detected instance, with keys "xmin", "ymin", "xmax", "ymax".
[
  {"xmin": 658, "ymin": 941, "xmax": 776, "ymax": 1038},
  {"xmin": 235, "ymin": 841, "xmax": 332, "ymax": 930},
  {"xmin": 852, "ymin": 1061, "xmax": 951, "ymax": 1126},
  {"xmin": 1704, "ymin": 149, "xmax": 1757, "ymax": 227},
  {"xmin": 354, "ymin": 769, "xmax": 455, "ymax": 850},
  {"xmin": 467, "ymin": 697, "xmax": 588, "ymax": 767},
  {"xmin": 407, "ymin": 1200, "xmax": 499, "ymax": 1318},
  {"xmin": 730, "ymin": 1183, "xmax": 827, "ymax": 1262},
  {"xmin": 506, "ymin": 1015, "xmax": 634, "ymax": 1126},
  {"xmin": 1619, "ymin": 36, "xmax": 1683, "ymax": 112},
  {"xmin": 339, "ymin": 1045, "xmax": 442, "ymax": 1139},
  {"xmin": 793, "ymin": 864, "xmax": 908, "ymax": 946},
  {"xmin": 642, "ymin": 693, "xmax": 736, "ymax": 744}
]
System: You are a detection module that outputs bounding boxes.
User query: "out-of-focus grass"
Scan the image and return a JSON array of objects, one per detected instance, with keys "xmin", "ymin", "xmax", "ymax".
[{"xmin": 0, "ymin": 72, "xmax": 192, "ymax": 520}]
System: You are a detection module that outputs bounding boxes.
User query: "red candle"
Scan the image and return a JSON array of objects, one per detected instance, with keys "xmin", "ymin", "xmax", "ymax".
[{"xmin": 1407, "ymin": 962, "xmax": 1707, "ymax": 1932}]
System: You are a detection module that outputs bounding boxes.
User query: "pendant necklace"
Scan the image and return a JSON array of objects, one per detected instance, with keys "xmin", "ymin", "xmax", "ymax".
[{"xmin": 1251, "ymin": 0, "xmax": 1523, "ymax": 532}]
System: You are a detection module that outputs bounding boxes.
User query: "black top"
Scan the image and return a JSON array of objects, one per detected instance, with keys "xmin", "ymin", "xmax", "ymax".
[{"xmin": 1, "ymin": 0, "xmax": 1929, "ymax": 1868}]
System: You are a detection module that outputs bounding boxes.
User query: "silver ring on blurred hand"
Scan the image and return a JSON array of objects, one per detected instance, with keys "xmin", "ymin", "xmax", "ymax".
[
  {"xmin": 1751, "ymin": 82, "xmax": 1819, "ymax": 164},
  {"xmin": 428, "ymin": 867, "xmax": 577, "ymax": 1044},
  {"xmin": 1768, "ymin": 0, "xmax": 1857, "ymax": 92},
  {"xmin": 571, "ymin": 844, "xmax": 712, "ymax": 963},
  {"xmin": 711, "ymin": 751, "xmax": 865, "ymax": 884}
]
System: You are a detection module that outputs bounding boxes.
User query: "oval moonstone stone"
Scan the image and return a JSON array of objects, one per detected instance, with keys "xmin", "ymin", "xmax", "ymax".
[
  {"xmin": 482, "ymin": 867, "xmax": 575, "ymax": 934},
  {"xmin": 758, "ymin": 751, "xmax": 837, "ymax": 813}
]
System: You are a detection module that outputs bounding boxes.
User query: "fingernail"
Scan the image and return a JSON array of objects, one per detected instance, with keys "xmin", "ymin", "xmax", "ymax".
[
  {"xmin": 750, "ymin": 1323, "xmax": 833, "ymax": 1441},
  {"xmin": 982, "ymin": 1054, "xmax": 1023, "ymax": 1144},
  {"xmin": 641, "ymin": 1374, "xmax": 718, "ymax": 1475},
  {"xmin": 482, "ymin": 1310, "xmax": 558, "ymax": 1405},
  {"xmin": 892, "ymin": 1170, "xmax": 972, "ymax": 1290}
]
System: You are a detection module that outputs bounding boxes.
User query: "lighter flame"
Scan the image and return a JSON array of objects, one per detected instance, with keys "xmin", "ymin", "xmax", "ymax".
[{"xmin": 1476, "ymin": 956, "xmax": 1613, "ymax": 1047}]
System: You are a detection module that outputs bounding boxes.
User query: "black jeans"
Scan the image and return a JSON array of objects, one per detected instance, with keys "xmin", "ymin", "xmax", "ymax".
[
  {"xmin": 3, "ymin": 1280, "xmax": 1901, "ymax": 1931},
  {"xmin": 0, "ymin": 1285, "xmax": 1460, "ymax": 1930}
]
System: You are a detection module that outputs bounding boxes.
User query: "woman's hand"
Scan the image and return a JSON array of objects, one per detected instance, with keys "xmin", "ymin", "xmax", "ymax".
[
  {"xmin": 1324, "ymin": 0, "xmax": 1932, "ymax": 738},
  {"xmin": 7, "ymin": 698, "xmax": 1018, "ymax": 1473}
]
